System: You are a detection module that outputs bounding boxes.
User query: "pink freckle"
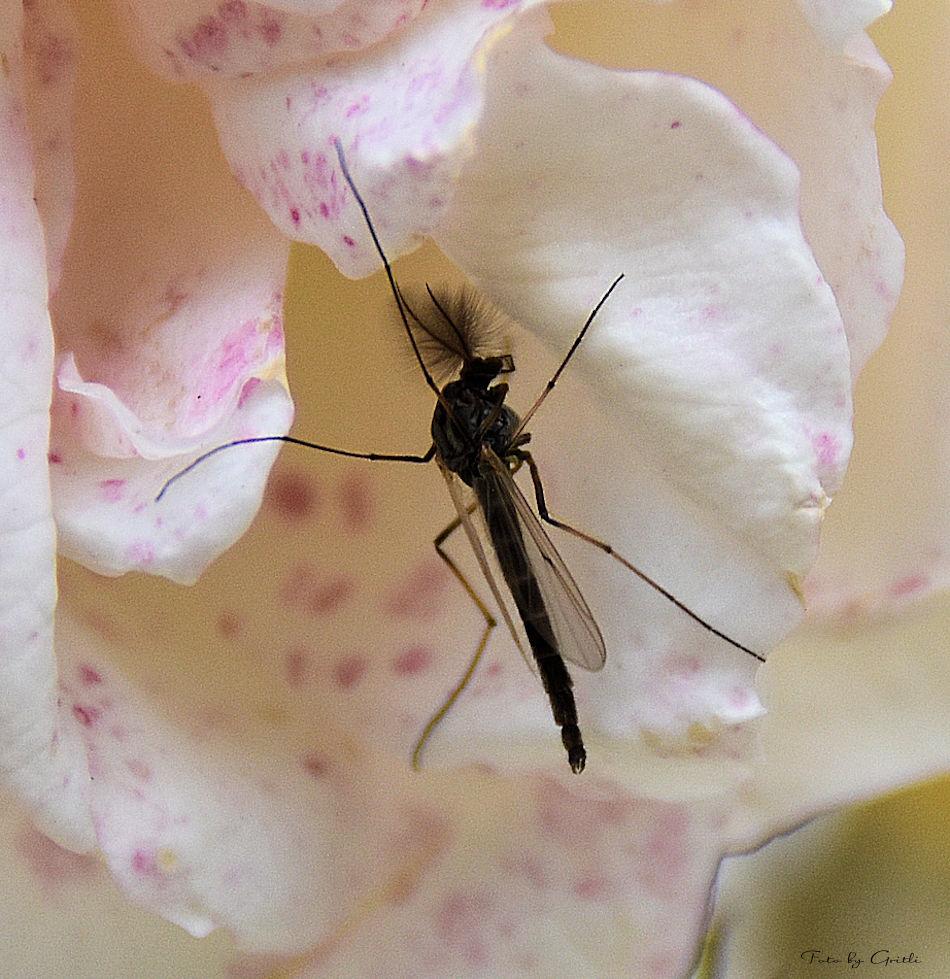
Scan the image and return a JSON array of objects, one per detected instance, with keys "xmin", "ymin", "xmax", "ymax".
[
  {"xmin": 334, "ymin": 654, "xmax": 367, "ymax": 690},
  {"xmin": 574, "ymin": 874, "xmax": 608, "ymax": 900},
  {"xmin": 728, "ymin": 685, "xmax": 751, "ymax": 710},
  {"xmin": 98, "ymin": 478, "xmax": 125, "ymax": 502},
  {"xmin": 126, "ymin": 541, "xmax": 155, "ymax": 566},
  {"xmin": 282, "ymin": 567, "xmax": 355, "ymax": 616},
  {"xmin": 890, "ymin": 573, "xmax": 928, "ymax": 599},
  {"xmin": 435, "ymin": 892, "xmax": 490, "ymax": 966},
  {"xmin": 126, "ymin": 758, "xmax": 152, "ymax": 782},
  {"xmin": 219, "ymin": 1, "xmax": 247, "ymax": 22},
  {"xmin": 485, "ymin": 661, "xmax": 502, "ymax": 678},
  {"xmin": 70, "ymin": 399, "xmax": 79, "ymax": 417},
  {"xmin": 48, "ymin": 451, "xmax": 62, "ymax": 464},
  {"xmin": 392, "ymin": 644, "xmax": 432, "ymax": 677},
  {"xmin": 130, "ymin": 849, "xmax": 156, "ymax": 876},
  {"xmin": 72, "ymin": 704, "xmax": 100, "ymax": 727},
  {"xmin": 670, "ymin": 119, "xmax": 681, "ymax": 129},
  {"xmin": 266, "ymin": 468, "xmax": 318, "ymax": 519},
  {"xmin": 258, "ymin": 16, "xmax": 281, "ymax": 45},
  {"xmin": 384, "ymin": 558, "xmax": 449, "ymax": 618},
  {"xmin": 284, "ymin": 647, "xmax": 309, "ymax": 684},
  {"xmin": 319, "ymin": 201, "xmax": 330, "ymax": 218},
  {"xmin": 237, "ymin": 375, "xmax": 261, "ymax": 409},
  {"xmin": 78, "ymin": 664, "xmax": 102, "ymax": 686},
  {"xmin": 641, "ymin": 808, "xmax": 688, "ymax": 895},
  {"xmin": 342, "ymin": 235, "xmax": 355, "ymax": 248},
  {"xmin": 16, "ymin": 447, "xmax": 25, "ymax": 460},
  {"xmin": 812, "ymin": 431, "xmax": 839, "ymax": 467},
  {"xmin": 336, "ymin": 470, "xmax": 374, "ymax": 531},
  {"xmin": 290, "ymin": 207, "xmax": 300, "ymax": 225},
  {"xmin": 302, "ymin": 752, "xmax": 330, "ymax": 777},
  {"xmin": 216, "ymin": 610, "xmax": 241, "ymax": 638}
]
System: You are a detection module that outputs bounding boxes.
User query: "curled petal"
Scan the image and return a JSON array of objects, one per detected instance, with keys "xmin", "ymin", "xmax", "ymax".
[
  {"xmin": 48, "ymin": 2, "xmax": 292, "ymax": 581},
  {"xmin": 204, "ymin": 0, "xmax": 545, "ymax": 272}
]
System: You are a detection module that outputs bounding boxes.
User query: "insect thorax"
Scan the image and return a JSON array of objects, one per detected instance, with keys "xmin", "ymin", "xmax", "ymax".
[{"xmin": 431, "ymin": 363, "xmax": 520, "ymax": 487}]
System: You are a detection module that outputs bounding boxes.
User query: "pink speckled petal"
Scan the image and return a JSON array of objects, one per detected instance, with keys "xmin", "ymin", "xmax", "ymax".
[
  {"xmin": 49, "ymin": 3, "xmax": 292, "ymax": 583},
  {"xmin": 571, "ymin": 0, "xmax": 903, "ymax": 379},
  {"xmin": 287, "ymin": 780, "xmax": 736, "ymax": 978},
  {"xmin": 56, "ymin": 611, "xmax": 460, "ymax": 947},
  {"xmin": 204, "ymin": 0, "xmax": 545, "ymax": 270},
  {"xmin": 0, "ymin": 7, "xmax": 93, "ymax": 852},
  {"xmin": 118, "ymin": 0, "xmax": 430, "ymax": 79}
]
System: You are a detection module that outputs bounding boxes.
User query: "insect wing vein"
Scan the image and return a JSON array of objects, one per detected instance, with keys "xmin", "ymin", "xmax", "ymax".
[{"xmin": 481, "ymin": 448, "xmax": 606, "ymax": 672}]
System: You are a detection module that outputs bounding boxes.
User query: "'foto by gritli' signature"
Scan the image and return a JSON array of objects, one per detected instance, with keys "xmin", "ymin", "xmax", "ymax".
[{"xmin": 800, "ymin": 949, "xmax": 921, "ymax": 969}]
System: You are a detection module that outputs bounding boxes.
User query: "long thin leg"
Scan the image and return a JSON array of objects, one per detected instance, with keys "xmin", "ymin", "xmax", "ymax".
[
  {"xmin": 156, "ymin": 436, "xmax": 435, "ymax": 502},
  {"xmin": 411, "ymin": 507, "xmax": 496, "ymax": 771},
  {"xmin": 518, "ymin": 450, "xmax": 766, "ymax": 663},
  {"xmin": 512, "ymin": 274, "xmax": 624, "ymax": 441}
]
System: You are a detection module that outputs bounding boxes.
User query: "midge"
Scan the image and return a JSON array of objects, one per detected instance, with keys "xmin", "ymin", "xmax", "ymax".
[{"xmin": 159, "ymin": 139, "xmax": 764, "ymax": 773}]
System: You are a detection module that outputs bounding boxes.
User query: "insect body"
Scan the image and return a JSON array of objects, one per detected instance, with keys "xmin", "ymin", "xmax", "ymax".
[{"xmin": 428, "ymin": 319, "xmax": 605, "ymax": 773}]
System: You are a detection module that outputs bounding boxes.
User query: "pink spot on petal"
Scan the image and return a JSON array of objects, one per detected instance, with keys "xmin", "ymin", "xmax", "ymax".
[
  {"xmin": 391, "ymin": 644, "xmax": 432, "ymax": 677},
  {"xmin": 16, "ymin": 447, "xmax": 25, "ymax": 460},
  {"xmin": 265, "ymin": 468, "xmax": 318, "ymax": 520},
  {"xmin": 284, "ymin": 647, "xmax": 310, "ymax": 685},
  {"xmin": 72, "ymin": 704, "xmax": 100, "ymax": 727},
  {"xmin": 435, "ymin": 891, "xmax": 491, "ymax": 967},
  {"xmin": 281, "ymin": 566, "xmax": 355, "ymax": 617},
  {"xmin": 812, "ymin": 431, "xmax": 840, "ymax": 468},
  {"xmin": 78, "ymin": 664, "xmax": 102, "ymax": 686},
  {"xmin": 98, "ymin": 478, "xmax": 125, "ymax": 502},
  {"xmin": 130, "ymin": 849, "xmax": 156, "ymax": 876},
  {"xmin": 333, "ymin": 654, "xmax": 367, "ymax": 690},
  {"xmin": 890, "ymin": 573, "xmax": 929, "ymax": 599},
  {"xmin": 216, "ymin": 610, "xmax": 242, "ymax": 639},
  {"xmin": 302, "ymin": 752, "xmax": 330, "ymax": 778},
  {"xmin": 125, "ymin": 758, "xmax": 152, "ymax": 782},
  {"xmin": 336, "ymin": 470, "xmax": 374, "ymax": 532},
  {"xmin": 573, "ymin": 874, "xmax": 609, "ymax": 900},
  {"xmin": 384, "ymin": 558, "xmax": 450, "ymax": 618},
  {"xmin": 125, "ymin": 542, "xmax": 155, "ymax": 567}
]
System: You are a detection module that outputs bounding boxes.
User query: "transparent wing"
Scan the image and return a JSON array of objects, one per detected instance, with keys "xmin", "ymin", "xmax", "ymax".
[
  {"xmin": 436, "ymin": 458, "xmax": 534, "ymax": 671},
  {"xmin": 480, "ymin": 448, "xmax": 606, "ymax": 672}
]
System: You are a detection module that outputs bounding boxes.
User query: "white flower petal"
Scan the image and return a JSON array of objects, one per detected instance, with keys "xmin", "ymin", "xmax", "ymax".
[
  {"xmin": 551, "ymin": 0, "xmax": 903, "ymax": 379},
  {"xmin": 796, "ymin": 0, "xmax": 893, "ymax": 48},
  {"xmin": 0, "ymin": 5, "xmax": 93, "ymax": 851}
]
